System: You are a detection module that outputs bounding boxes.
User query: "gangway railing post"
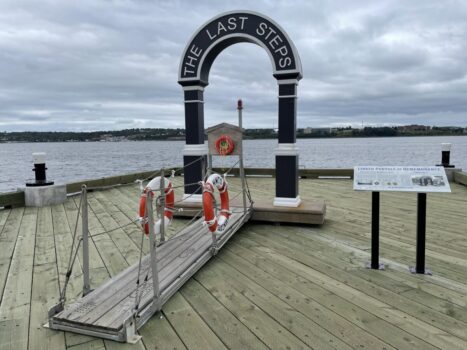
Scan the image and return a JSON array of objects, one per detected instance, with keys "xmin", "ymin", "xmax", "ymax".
[
  {"xmin": 207, "ymin": 154, "xmax": 213, "ymax": 177},
  {"xmin": 211, "ymin": 232, "xmax": 218, "ymax": 255},
  {"xmin": 82, "ymin": 185, "xmax": 91, "ymax": 296},
  {"xmin": 238, "ymin": 99, "xmax": 247, "ymax": 214},
  {"xmin": 147, "ymin": 193, "xmax": 161, "ymax": 312},
  {"xmin": 159, "ymin": 168, "xmax": 166, "ymax": 243}
]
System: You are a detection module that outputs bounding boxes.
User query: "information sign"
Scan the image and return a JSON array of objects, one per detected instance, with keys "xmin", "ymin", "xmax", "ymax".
[{"xmin": 354, "ymin": 166, "xmax": 451, "ymax": 193}]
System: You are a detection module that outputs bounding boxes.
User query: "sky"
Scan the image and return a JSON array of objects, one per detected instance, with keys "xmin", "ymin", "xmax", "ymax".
[{"xmin": 0, "ymin": 0, "xmax": 466, "ymax": 132}]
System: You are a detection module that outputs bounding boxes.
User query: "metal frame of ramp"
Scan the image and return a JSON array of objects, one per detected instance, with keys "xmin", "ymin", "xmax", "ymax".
[
  {"xmin": 49, "ymin": 210, "xmax": 251, "ymax": 342},
  {"xmin": 48, "ymin": 204, "xmax": 251, "ymax": 342},
  {"xmin": 47, "ymin": 119, "xmax": 253, "ymax": 343}
]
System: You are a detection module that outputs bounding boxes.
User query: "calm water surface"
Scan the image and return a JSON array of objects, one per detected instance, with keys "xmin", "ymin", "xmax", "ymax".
[{"xmin": 1, "ymin": 136, "xmax": 466, "ymax": 193}]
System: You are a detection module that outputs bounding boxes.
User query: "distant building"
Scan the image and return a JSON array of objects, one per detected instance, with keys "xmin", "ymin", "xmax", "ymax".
[
  {"xmin": 396, "ymin": 125, "xmax": 431, "ymax": 133},
  {"xmin": 309, "ymin": 127, "xmax": 332, "ymax": 135},
  {"xmin": 100, "ymin": 134, "xmax": 127, "ymax": 142}
]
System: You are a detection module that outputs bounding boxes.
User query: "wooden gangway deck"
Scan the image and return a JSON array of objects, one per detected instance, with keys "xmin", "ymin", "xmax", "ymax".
[
  {"xmin": 48, "ymin": 211, "xmax": 249, "ymax": 342},
  {"xmin": 1, "ymin": 177, "xmax": 467, "ymax": 349}
]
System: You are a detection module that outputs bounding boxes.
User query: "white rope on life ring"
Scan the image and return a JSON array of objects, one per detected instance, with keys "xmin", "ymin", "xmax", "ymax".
[
  {"xmin": 202, "ymin": 173, "xmax": 231, "ymax": 233},
  {"xmin": 138, "ymin": 176, "xmax": 174, "ymax": 236}
]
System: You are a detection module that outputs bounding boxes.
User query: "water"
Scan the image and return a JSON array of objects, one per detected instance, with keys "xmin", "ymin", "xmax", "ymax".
[{"xmin": 1, "ymin": 136, "xmax": 466, "ymax": 193}]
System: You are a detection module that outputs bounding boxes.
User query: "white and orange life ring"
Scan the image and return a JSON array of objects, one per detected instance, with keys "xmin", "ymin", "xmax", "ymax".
[
  {"xmin": 202, "ymin": 173, "xmax": 230, "ymax": 233},
  {"xmin": 138, "ymin": 177, "xmax": 174, "ymax": 236}
]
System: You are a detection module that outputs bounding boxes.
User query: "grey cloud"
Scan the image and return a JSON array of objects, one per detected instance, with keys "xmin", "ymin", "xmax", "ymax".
[{"xmin": 0, "ymin": 0, "xmax": 466, "ymax": 131}]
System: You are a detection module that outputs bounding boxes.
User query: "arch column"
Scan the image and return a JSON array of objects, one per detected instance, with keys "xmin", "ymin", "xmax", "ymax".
[
  {"xmin": 274, "ymin": 78, "xmax": 301, "ymax": 207},
  {"xmin": 182, "ymin": 85, "xmax": 207, "ymax": 202}
]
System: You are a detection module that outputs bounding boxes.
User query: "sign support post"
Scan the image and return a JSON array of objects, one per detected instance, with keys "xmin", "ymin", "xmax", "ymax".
[
  {"xmin": 410, "ymin": 193, "xmax": 431, "ymax": 274},
  {"xmin": 368, "ymin": 191, "xmax": 384, "ymax": 270}
]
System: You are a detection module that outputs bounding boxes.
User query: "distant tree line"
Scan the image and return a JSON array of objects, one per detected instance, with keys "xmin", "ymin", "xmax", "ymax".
[
  {"xmin": 0, "ymin": 128, "xmax": 186, "ymax": 142},
  {"xmin": 296, "ymin": 125, "xmax": 466, "ymax": 138},
  {"xmin": 0, "ymin": 125, "xmax": 465, "ymax": 142}
]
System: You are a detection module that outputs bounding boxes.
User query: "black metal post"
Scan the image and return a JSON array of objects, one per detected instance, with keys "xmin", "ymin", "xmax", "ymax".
[
  {"xmin": 415, "ymin": 193, "xmax": 427, "ymax": 273},
  {"xmin": 370, "ymin": 191, "xmax": 382, "ymax": 269},
  {"xmin": 441, "ymin": 151, "xmax": 450, "ymax": 167},
  {"xmin": 34, "ymin": 163, "xmax": 47, "ymax": 182},
  {"xmin": 437, "ymin": 143, "xmax": 454, "ymax": 168}
]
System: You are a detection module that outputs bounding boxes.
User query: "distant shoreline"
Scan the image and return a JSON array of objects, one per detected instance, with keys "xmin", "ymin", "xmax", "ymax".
[
  {"xmin": 1, "ymin": 126, "xmax": 466, "ymax": 143},
  {"xmin": 1, "ymin": 133, "xmax": 467, "ymax": 143}
]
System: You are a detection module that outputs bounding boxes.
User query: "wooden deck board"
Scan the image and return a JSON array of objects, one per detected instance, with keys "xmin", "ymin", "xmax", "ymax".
[
  {"xmin": 0, "ymin": 210, "xmax": 11, "ymax": 236},
  {"xmin": 180, "ymin": 279, "xmax": 269, "ymax": 350},
  {"xmin": 194, "ymin": 264, "xmax": 311, "ymax": 350},
  {"xmin": 138, "ymin": 314, "xmax": 187, "ymax": 350},
  {"xmin": 28, "ymin": 207, "xmax": 66, "ymax": 350},
  {"xmin": 242, "ymin": 231, "xmax": 467, "ymax": 349},
  {"xmin": 161, "ymin": 292, "xmax": 227, "ymax": 350},
  {"xmin": 0, "ymin": 208, "xmax": 24, "ymax": 304},
  {"xmin": 251, "ymin": 227, "xmax": 467, "ymax": 347},
  {"xmin": 0, "ymin": 207, "xmax": 37, "ymax": 350},
  {"xmin": 227, "ymin": 236, "xmax": 440, "ymax": 350},
  {"xmin": 219, "ymin": 245, "xmax": 399, "ymax": 350},
  {"xmin": 1, "ymin": 177, "xmax": 467, "ymax": 349},
  {"xmin": 209, "ymin": 259, "xmax": 353, "ymax": 350}
]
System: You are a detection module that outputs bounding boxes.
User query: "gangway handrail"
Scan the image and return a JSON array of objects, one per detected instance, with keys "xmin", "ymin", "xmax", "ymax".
[
  {"xmin": 47, "ymin": 154, "xmax": 252, "ymax": 343},
  {"xmin": 47, "ymin": 103, "xmax": 253, "ymax": 343}
]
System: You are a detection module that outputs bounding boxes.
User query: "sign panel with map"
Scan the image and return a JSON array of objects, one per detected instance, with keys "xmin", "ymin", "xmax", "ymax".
[{"xmin": 353, "ymin": 166, "xmax": 451, "ymax": 193}]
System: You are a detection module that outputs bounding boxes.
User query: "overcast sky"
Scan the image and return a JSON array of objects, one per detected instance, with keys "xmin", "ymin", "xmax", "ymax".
[{"xmin": 1, "ymin": 0, "xmax": 466, "ymax": 132}]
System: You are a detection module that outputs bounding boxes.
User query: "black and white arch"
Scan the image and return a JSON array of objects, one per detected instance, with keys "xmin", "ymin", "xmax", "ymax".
[{"xmin": 178, "ymin": 10, "xmax": 303, "ymax": 207}]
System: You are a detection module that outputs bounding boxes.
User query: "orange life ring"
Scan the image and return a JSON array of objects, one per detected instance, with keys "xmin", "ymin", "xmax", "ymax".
[
  {"xmin": 138, "ymin": 177, "xmax": 174, "ymax": 235},
  {"xmin": 202, "ymin": 173, "xmax": 230, "ymax": 233},
  {"xmin": 215, "ymin": 135, "xmax": 235, "ymax": 155}
]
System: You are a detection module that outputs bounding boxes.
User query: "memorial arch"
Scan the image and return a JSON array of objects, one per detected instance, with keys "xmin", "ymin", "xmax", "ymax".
[{"xmin": 178, "ymin": 10, "xmax": 303, "ymax": 206}]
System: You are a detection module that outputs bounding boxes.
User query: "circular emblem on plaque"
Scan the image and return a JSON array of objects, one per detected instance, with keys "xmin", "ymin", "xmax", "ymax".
[{"xmin": 215, "ymin": 135, "xmax": 235, "ymax": 155}]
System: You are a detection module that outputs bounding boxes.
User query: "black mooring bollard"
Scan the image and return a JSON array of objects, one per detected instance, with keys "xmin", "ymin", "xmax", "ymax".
[
  {"xmin": 438, "ymin": 143, "xmax": 454, "ymax": 168},
  {"xmin": 26, "ymin": 152, "xmax": 54, "ymax": 187}
]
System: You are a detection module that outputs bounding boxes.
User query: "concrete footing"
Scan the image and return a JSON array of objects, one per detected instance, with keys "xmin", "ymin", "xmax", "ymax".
[
  {"xmin": 25, "ymin": 184, "xmax": 67, "ymax": 207},
  {"xmin": 445, "ymin": 168, "xmax": 462, "ymax": 182}
]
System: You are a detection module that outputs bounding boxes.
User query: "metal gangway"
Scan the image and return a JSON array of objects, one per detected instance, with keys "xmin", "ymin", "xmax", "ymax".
[{"xmin": 46, "ymin": 159, "xmax": 252, "ymax": 343}]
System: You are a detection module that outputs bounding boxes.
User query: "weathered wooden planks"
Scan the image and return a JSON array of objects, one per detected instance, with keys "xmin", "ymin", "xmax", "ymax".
[
  {"xmin": 180, "ymin": 279, "xmax": 269, "ymax": 350},
  {"xmin": 28, "ymin": 207, "xmax": 66, "ymax": 350},
  {"xmin": 0, "ymin": 208, "xmax": 37, "ymax": 350},
  {"xmin": 52, "ymin": 212, "xmax": 245, "ymax": 338},
  {"xmin": 1, "ymin": 177, "xmax": 467, "ymax": 349},
  {"xmin": 219, "ymin": 245, "xmax": 398, "ymax": 350},
  {"xmin": 241, "ymin": 231, "xmax": 467, "ymax": 349},
  {"xmin": 0, "ymin": 208, "xmax": 24, "ymax": 304}
]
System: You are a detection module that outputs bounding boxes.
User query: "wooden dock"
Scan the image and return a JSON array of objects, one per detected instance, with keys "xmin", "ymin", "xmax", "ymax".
[{"xmin": 1, "ymin": 177, "xmax": 467, "ymax": 349}]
